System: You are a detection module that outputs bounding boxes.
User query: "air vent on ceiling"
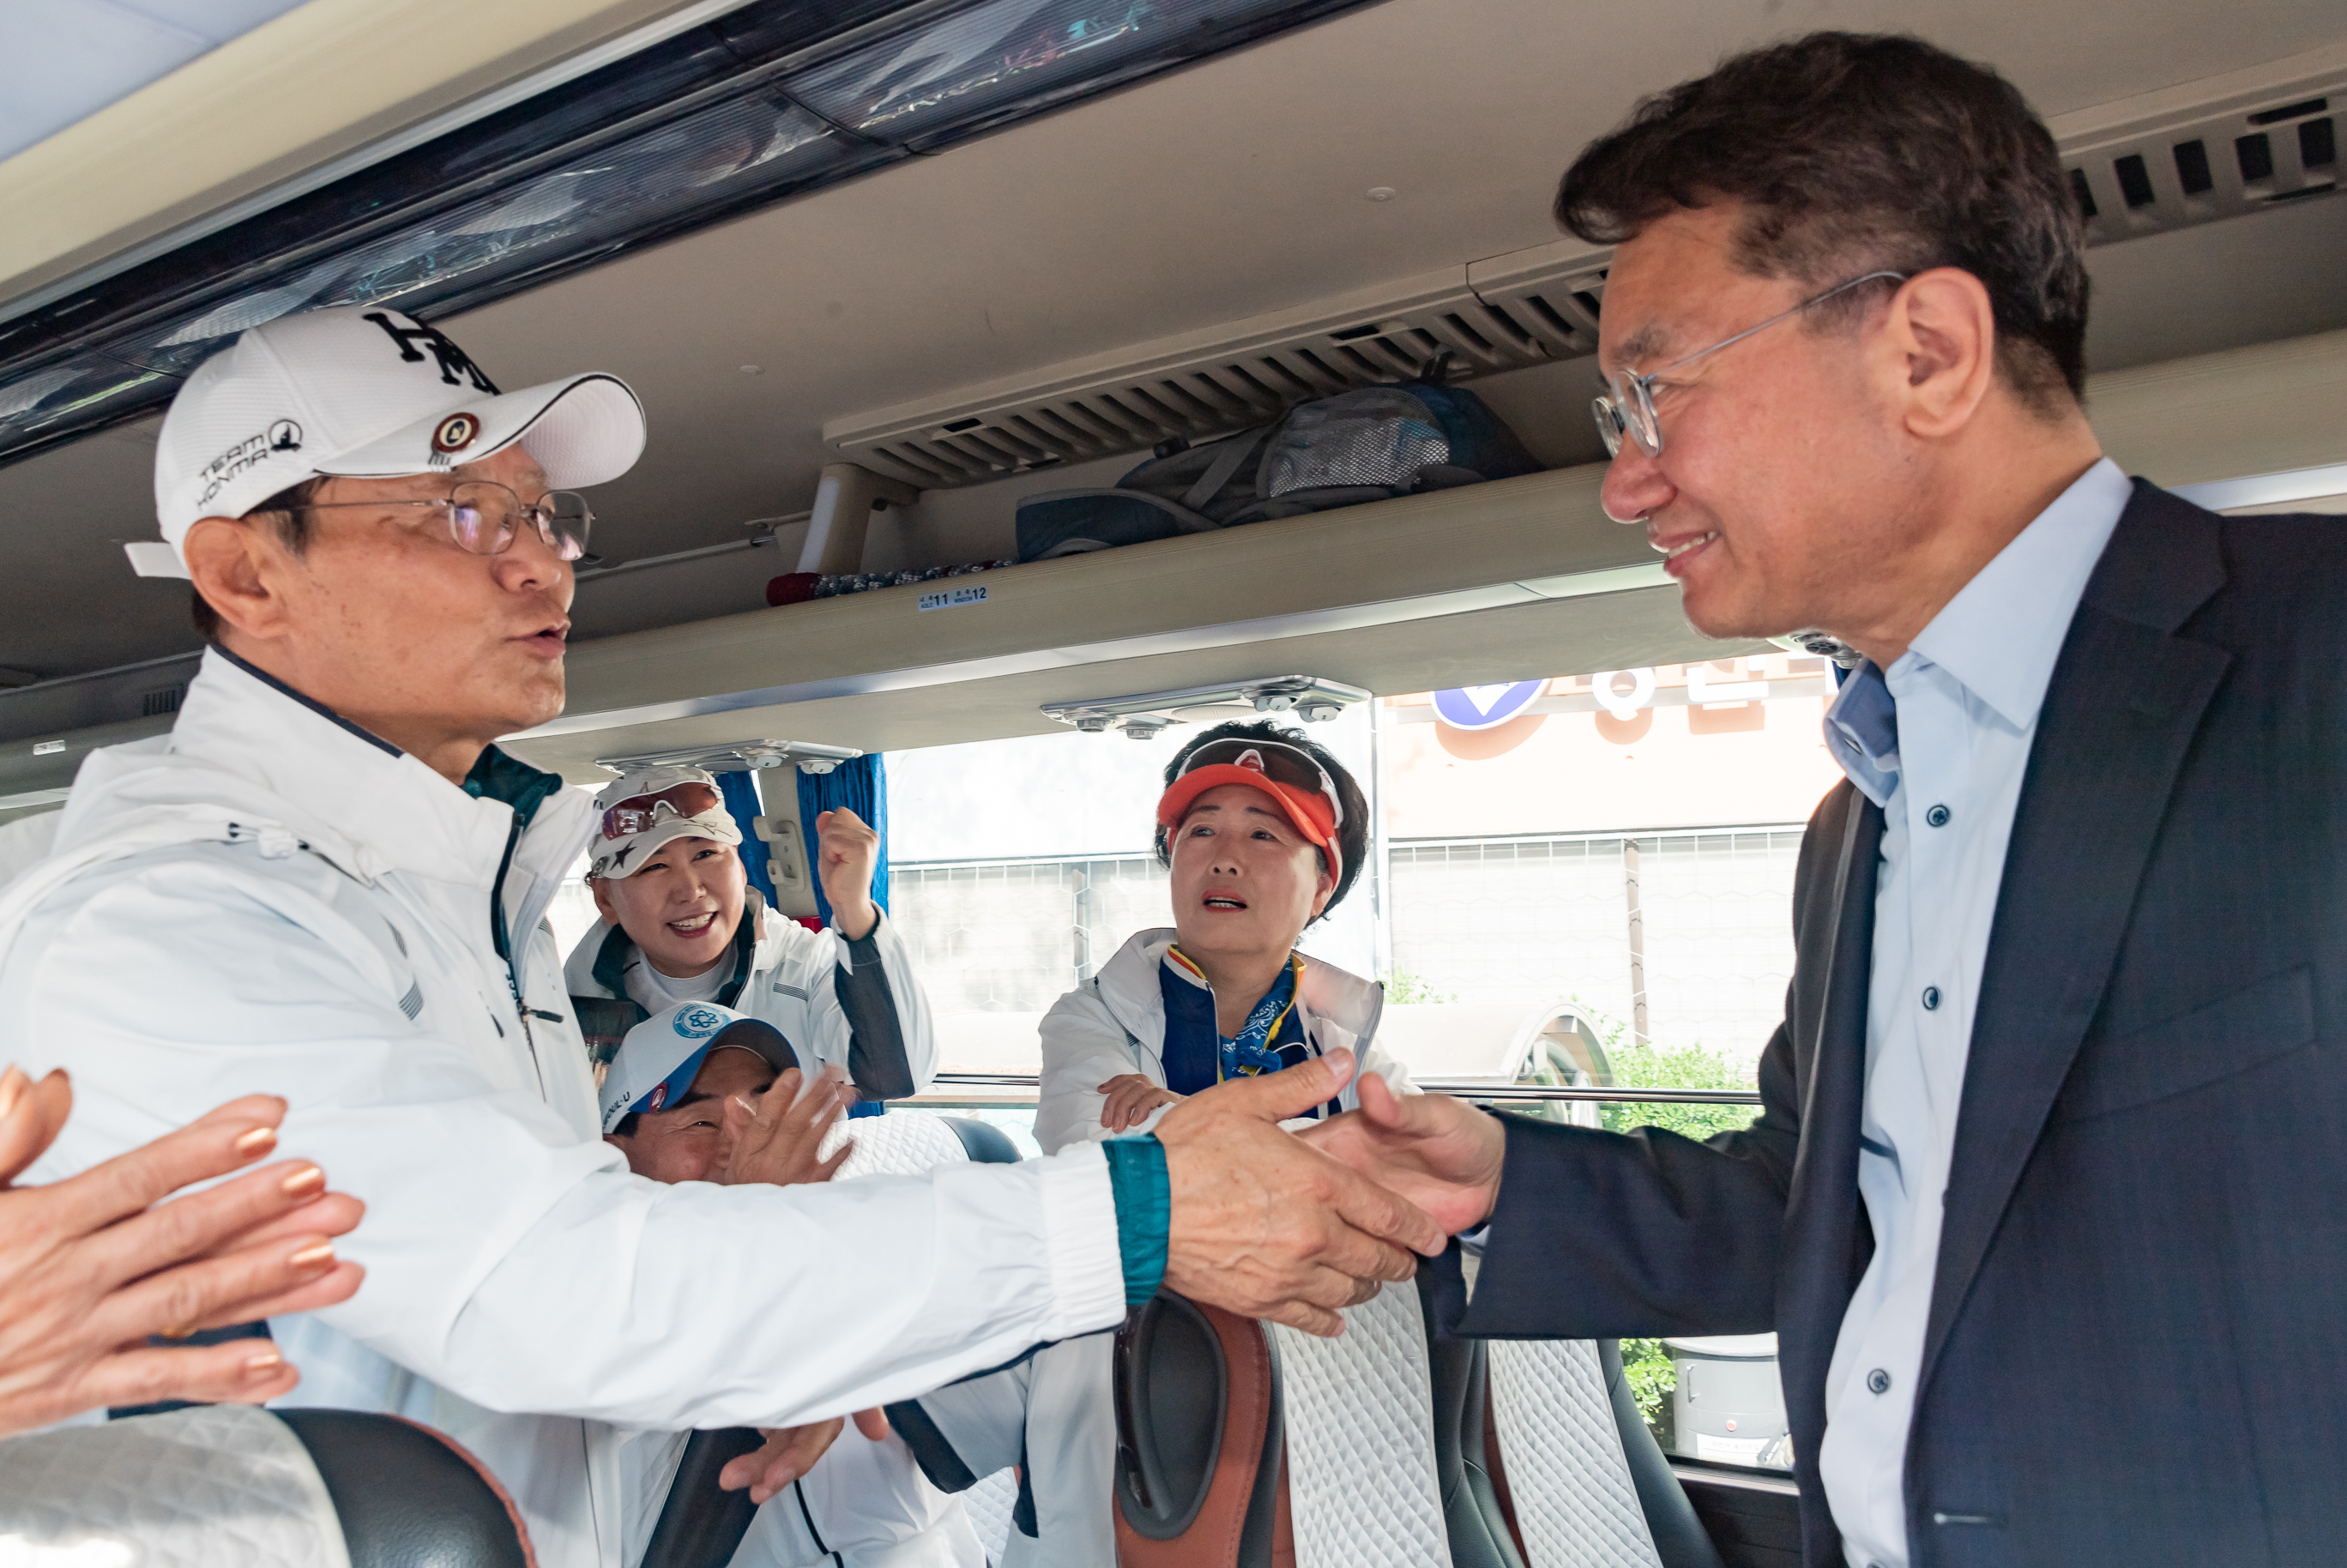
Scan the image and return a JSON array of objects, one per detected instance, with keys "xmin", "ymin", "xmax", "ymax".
[
  {"xmin": 825, "ymin": 242, "xmax": 1609, "ymax": 487},
  {"xmin": 2048, "ymin": 48, "xmax": 2344, "ymax": 245}
]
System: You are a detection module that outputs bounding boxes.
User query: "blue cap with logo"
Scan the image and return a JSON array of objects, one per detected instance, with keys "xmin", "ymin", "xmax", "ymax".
[{"xmin": 598, "ymin": 1001, "xmax": 798, "ymax": 1135}]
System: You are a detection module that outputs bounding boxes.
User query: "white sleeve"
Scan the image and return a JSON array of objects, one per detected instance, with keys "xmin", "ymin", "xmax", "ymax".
[
  {"xmin": 1035, "ymin": 986, "xmax": 1149, "ymax": 1155},
  {"xmin": 1358, "ymin": 1034, "xmax": 1421, "ymax": 1098},
  {"xmin": 4, "ymin": 865, "xmax": 1125, "ymax": 1432}
]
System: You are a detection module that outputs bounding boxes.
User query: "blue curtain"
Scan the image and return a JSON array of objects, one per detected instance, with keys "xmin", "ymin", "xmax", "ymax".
[
  {"xmin": 717, "ymin": 771, "xmax": 780, "ymax": 910},
  {"xmin": 795, "ymin": 754, "xmax": 889, "ymax": 926},
  {"xmin": 799, "ymin": 755, "xmax": 891, "ymax": 1117}
]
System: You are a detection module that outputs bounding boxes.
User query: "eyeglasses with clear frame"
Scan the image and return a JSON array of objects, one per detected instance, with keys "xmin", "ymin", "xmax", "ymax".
[
  {"xmin": 1590, "ymin": 270, "xmax": 1908, "ymax": 459},
  {"xmin": 290, "ymin": 480, "xmax": 595, "ymax": 562}
]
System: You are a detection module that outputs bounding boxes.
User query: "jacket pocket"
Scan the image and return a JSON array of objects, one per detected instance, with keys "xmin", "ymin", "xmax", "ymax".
[{"xmin": 2056, "ymin": 965, "xmax": 2316, "ymax": 1123}]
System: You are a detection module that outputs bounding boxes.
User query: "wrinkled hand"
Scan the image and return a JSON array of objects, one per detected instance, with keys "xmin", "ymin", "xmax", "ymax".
[
  {"xmin": 715, "ymin": 1066, "xmax": 852, "ymax": 1189},
  {"xmin": 1155, "ymin": 1049, "xmax": 1445, "ymax": 1338},
  {"xmin": 1098, "ymin": 1073, "xmax": 1181, "ymax": 1132},
  {"xmin": 719, "ymin": 1408, "xmax": 890, "ymax": 1504},
  {"xmin": 0, "ymin": 1068, "xmax": 367, "ymax": 1434},
  {"xmin": 813, "ymin": 809, "xmax": 880, "ymax": 940},
  {"xmin": 1299, "ymin": 1072, "xmax": 1506, "ymax": 1236}
]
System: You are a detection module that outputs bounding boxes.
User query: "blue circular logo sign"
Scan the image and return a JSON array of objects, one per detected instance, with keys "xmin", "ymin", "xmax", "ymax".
[{"xmin": 1431, "ymin": 681, "xmax": 1548, "ymax": 732}]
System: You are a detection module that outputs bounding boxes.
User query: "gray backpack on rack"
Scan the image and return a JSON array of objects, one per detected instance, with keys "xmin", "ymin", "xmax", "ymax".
[{"xmin": 1013, "ymin": 365, "xmax": 1542, "ymax": 563}]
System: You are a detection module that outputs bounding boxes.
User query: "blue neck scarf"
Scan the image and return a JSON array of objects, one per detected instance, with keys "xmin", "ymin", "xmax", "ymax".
[{"xmin": 1158, "ymin": 950, "xmax": 1307, "ymax": 1095}]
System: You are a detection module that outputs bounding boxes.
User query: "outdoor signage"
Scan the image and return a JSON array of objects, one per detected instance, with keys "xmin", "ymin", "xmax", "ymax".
[{"xmin": 1431, "ymin": 680, "xmax": 1548, "ymax": 731}]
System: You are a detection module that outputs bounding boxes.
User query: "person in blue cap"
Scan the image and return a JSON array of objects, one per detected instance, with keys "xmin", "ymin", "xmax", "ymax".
[{"xmin": 600, "ymin": 1001, "xmax": 986, "ymax": 1567}]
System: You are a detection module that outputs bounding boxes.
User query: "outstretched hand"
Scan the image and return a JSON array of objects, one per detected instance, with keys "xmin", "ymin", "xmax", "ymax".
[
  {"xmin": 715, "ymin": 1066, "xmax": 852, "ymax": 1189},
  {"xmin": 1297, "ymin": 1072, "xmax": 1506, "ymax": 1236},
  {"xmin": 0, "ymin": 1070, "xmax": 366, "ymax": 1433},
  {"xmin": 1155, "ymin": 1049, "xmax": 1445, "ymax": 1338}
]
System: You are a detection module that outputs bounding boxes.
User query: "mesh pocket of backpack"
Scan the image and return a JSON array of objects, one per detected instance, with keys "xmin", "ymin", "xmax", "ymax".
[{"xmin": 1263, "ymin": 388, "xmax": 1451, "ymax": 498}]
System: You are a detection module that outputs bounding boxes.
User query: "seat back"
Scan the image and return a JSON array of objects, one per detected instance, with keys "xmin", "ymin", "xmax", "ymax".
[
  {"xmin": 1420, "ymin": 1307, "xmax": 1526, "ymax": 1568},
  {"xmin": 1113, "ymin": 1291, "xmax": 1288, "ymax": 1568},
  {"xmin": 0, "ymin": 1405, "xmax": 534, "ymax": 1568},
  {"xmin": 1266, "ymin": 1281, "xmax": 1454, "ymax": 1568},
  {"xmin": 1481, "ymin": 1340, "xmax": 1723, "ymax": 1568},
  {"xmin": 824, "ymin": 1107, "xmax": 971, "ymax": 1177},
  {"xmin": 280, "ymin": 1408, "xmax": 537, "ymax": 1568}
]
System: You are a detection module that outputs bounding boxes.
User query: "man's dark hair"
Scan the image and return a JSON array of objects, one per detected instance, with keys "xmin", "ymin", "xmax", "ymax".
[
  {"xmin": 189, "ymin": 477, "xmax": 322, "ymax": 641},
  {"xmin": 1557, "ymin": 32, "xmax": 2088, "ymax": 412},
  {"xmin": 1153, "ymin": 718, "xmax": 1369, "ymax": 922}
]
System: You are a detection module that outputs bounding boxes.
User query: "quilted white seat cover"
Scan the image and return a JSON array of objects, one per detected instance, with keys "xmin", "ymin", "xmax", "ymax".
[
  {"xmin": 961, "ymin": 1468, "xmax": 1019, "ymax": 1563},
  {"xmin": 1269, "ymin": 1283, "xmax": 1453, "ymax": 1568},
  {"xmin": 1487, "ymin": 1340, "xmax": 1663, "ymax": 1568},
  {"xmin": 0, "ymin": 1405, "xmax": 352, "ymax": 1568},
  {"xmin": 823, "ymin": 1108, "xmax": 971, "ymax": 1179}
]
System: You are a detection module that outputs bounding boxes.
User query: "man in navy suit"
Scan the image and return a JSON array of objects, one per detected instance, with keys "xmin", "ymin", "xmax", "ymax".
[{"xmin": 1308, "ymin": 33, "xmax": 2347, "ymax": 1568}]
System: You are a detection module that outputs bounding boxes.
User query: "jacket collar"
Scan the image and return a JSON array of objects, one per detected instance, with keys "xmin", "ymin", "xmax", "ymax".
[
  {"xmin": 57, "ymin": 646, "xmax": 589, "ymax": 895},
  {"xmin": 576, "ymin": 906, "xmax": 755, "ymax": 1006},
  {"xmin": 1092, "ymin": 926, "xmax": 1383, "ymax": 1045}
]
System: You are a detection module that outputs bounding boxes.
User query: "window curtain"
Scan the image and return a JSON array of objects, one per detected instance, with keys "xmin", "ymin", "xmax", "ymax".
[{"xmin": 794, "ymin": 754, "xmax": 889, "ymax": 926}]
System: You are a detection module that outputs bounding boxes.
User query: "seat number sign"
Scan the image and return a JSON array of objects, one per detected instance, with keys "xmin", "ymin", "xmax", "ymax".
[{"xmin": 918, "ymin": 584, "xmax": 989, "ymax": 612}]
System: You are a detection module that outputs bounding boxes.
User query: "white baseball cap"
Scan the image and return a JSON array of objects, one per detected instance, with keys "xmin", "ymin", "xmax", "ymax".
[
  {"xmin": 598, "ymin": 1002, "xmax": 799, "ymax": 1135},
  {"xmin": 140, "ymin": 305, "xmax": 646, "ymax": 577},
  {"xmin": 588, "ymin": 763, "xmax": 742, "ymax": 881}
]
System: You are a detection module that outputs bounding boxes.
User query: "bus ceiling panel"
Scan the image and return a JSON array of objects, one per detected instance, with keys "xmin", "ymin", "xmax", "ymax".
[
  {"xmin": 7, "ymin": 7, "xmax": 2346, "ymax": 476},
  {"xmin": 0, "ymin": 0, "xmax": 784, "ymax": 310},
  {"xmin": 0, "ymin": 0, "xmax": 1384, "ymax": 472}
]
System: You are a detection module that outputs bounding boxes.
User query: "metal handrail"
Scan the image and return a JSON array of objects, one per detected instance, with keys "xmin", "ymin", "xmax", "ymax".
[{"xmin": 925, "ymin": 1072, "xmax": 1764, "ymax": 1107}]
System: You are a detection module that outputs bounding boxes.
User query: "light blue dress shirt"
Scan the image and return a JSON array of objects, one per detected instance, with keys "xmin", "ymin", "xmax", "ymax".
[{"xmin": 1814, "ymin": 459, "xmax": 2133, "ymax": 1568}]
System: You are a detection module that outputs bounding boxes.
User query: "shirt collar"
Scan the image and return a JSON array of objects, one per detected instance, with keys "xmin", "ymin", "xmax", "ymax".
[{"xmin": 1823, "ymin": 457, "xmax": 2132, "ymax": 805}]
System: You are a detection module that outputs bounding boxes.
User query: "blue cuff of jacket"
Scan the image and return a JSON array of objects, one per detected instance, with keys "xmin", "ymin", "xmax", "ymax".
[{"xmin": 1101, "ymin": 1135, "xmax": 1170, "ymax": 1306}]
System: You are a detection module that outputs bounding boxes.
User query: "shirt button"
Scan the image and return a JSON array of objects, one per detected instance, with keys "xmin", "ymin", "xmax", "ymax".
[
  {"xmin": 1926, "ymin": 803, "xmax": 1951, "ymax": 828},
  {"xmin": 1867, "ymin": 1368, "xmax": 1892, "ymax": 1395},
  {"xmin": 1922, "ymin": 986, "xmax": 1941, "ymax": 1010}
]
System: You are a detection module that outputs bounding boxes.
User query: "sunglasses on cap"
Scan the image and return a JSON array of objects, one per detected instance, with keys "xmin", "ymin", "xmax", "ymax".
[
  {"xmin": 1171, "ymin": 739, "xmax": 1345, "ymax": 831},
  {"xmin": 600, "ymin": 781, "xmax": 723, "ymax": 841}
]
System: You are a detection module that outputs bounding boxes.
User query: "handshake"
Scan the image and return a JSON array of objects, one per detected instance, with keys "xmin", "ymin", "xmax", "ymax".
[{"xmin": 1143, "ymin": 1046, "xmax": 1509, "ymax": 1336}]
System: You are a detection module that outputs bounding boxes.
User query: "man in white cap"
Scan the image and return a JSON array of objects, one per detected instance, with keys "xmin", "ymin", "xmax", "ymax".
[
  {"xmin": 565, "ymin": 764, "xmax": 933, "ymax": 1108},
  {"xmin": 597, "ymin": 1001, "xmax": 983, "ymax": 1568},
  {"xmin": 0, "ymin": 305, "xmax": 1442, "ymax": 1568}
]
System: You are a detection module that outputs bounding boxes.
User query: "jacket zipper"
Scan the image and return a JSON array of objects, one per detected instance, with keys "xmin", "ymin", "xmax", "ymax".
[{"xmin": 488, "ymin": 813, "xmax": 546, "ymax": 1100}]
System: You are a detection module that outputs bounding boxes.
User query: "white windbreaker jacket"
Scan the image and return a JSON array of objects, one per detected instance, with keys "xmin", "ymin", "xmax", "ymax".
[
  {"xmin": 561, "ymin": 907, "xmax": 938, "ymax": 1098},
  {"xmin": 0, "ymin": 650, "xmax": 1126, "ymax": 1568},
  {"xmin": 1034, "ymin": 926, "xmax": 1419, "ymax": 1155}
]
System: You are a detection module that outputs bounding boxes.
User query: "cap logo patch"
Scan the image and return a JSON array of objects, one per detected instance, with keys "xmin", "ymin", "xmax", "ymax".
[
  {"xmin": 645, "ymin": 1083, "xmax": 669, "ymax": 1113},
  {"xmin": 194, "ymin": 431, "xmax": 282, "ymax": 509},
  {"xmin": 432, "ymin": 413, "xmax": 481, "ymax": 455},
  {"xmin": 268, "ymin": 419, "xmax": 303, "ymax": 453},
  {"xmin": 673, "ymin": 1004, "xmax": 727, "ymax": 1039},
  {"xmin": 360, "ymin": 311, "xmax": 500, "ymax": 393}
]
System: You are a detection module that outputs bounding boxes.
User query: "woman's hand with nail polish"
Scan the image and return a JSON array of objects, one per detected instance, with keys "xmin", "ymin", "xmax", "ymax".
[{"xmin": 0, "ymin": 1067, "xmax": 366, "ymax": 1433}]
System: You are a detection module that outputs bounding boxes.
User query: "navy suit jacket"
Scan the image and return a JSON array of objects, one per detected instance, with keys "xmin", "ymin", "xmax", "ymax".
[{"xmin": 1443, "ymin": 481, "xmax": 2347, "ymax": 1566}]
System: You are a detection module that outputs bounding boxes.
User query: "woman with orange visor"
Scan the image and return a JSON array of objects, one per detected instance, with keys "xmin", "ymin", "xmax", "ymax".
[{"xmin": 1034, "ymin": 719, "xmax": 1418, "ymax": 1156}]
